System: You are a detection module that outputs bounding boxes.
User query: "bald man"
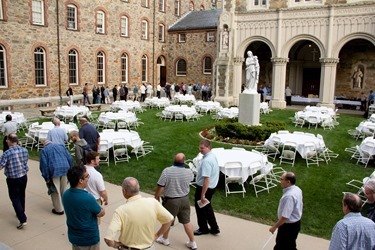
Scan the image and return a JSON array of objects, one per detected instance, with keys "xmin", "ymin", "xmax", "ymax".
[
  {"xmin": 78, "ymin": 118, "xmax": 100, "ymax": 152},
  {"xmin": 154, "ymin": 153, "xmax": 197, "ymax": 249},
  {"xmin": 47, "ymin": 118, "xmax": 68, "ymax": 145}
]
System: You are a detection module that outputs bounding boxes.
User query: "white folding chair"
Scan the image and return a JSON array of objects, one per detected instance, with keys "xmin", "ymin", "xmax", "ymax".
[
  {"xmin": 223, "ymin": 162, "xmax": 246, "ymax": 198},
  {"xmin": 279, "ymin": 141, "xmax": 297, "ymax": 167},
  {"xmin": 304, "ymin": 142, "xmax": 320, "ymax": 167},
  {"xmin": 248, "ymin": 161, "xmax": 271, "ymax": 197},
  {"xmin": 98, "ymin": 139, "xmax": 110, "ymax": 167},
  {"xmin": 112, "ymin": 138, "xmax": 130, "ymax": 165}
]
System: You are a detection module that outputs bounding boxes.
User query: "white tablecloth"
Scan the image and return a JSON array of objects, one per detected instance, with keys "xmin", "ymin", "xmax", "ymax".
[
  {"xmin": 265, "ymin": 133, "xmax": 324, "ymax": 159},
  {"xmin": 174, "ymin": 94, "xmax": 196, "ymax": 103},
  {"xmin": 360, "ymin": 137, "xmax": 375, "ymax": 156},
  {"xmin": 145, "ymin": 97, "xmax": 170, "ymax": 108},
  {"xmin": 111, "ymin": 101, "xmax": 141, "ymax": 112},
  {"xmin": 0, "ymin": 112, "xmax": 26, "ymax": 124},
  {"xmin": 356, "ymin": 121, "xmax": 375, "ymax": 133},
  {"xmin": 219, "ymin": 107, "xmax": 239, "ymax": 118},
  {"xmin": 164, "ymin": 105, "xmax": 197, "ymax": 117},
  {"xmin": 194, "ymin": 149, "xmax": 269, "ymax": 182},
  {"xmin": 54, "ymin": 106, "xmax": 89, "ymax": 117},
  {"xmin": 99, "ymin": 130, "xmax": 141, "ymax": 149},
  {"xmin": 29, "ymin": 122, "xmax": 78, "ymax": 137},
  {"xmin": 98, "ymin": 112, "xmax": 137, "ymax": 124},
  {"xmin": 195, "ymin": 101, "xmax": 221, "ymax": 112},
  {"xmin": 296, "ymin": 111, "xmax": 331, "ymax": 123}
]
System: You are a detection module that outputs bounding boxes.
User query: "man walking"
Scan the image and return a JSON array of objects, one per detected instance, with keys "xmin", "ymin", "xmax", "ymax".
[
  {"xmin": 79, "ymin": 118, "xmax": 100, "ymax": 152},
  {"xmin": 63, "ymin": 166, "xmax": 105, "ymax": 249},
  {"xmin": 39, "ymin": 140, "xmax": 73, "ymax": 215},
  {"xmin": 194, "ymin": 140, "xmax": 220, "ymax": 236},
  {"xmin": 0, "ymin": 133, "xmax": 29, "ymax": 229},
  {"xmin": 1, "ymin": 114, "xmax": 17, "ymax": 152},
  {"xmin": 154, "ymin": 153, "xmax": 197, "ymax": 249},
  {"xmin": 47, "ymin": 118, "xmax": 68, "ymax": 145},
  {"xmin": 82, "ymin": 83, "xmax": 90, "ymax": 105},
  {"xmin": 105, "ymin": 177, "xmax": 173, "ymax": 250},
  {"xmin": 329, "ymin": 192, "xmax": 375, "ymax": 250},
  {"xmin": 269, "ymin": 172, "xmax": 303, "ymax": 250},
  {"xmin": 112, "ymin": 85, "xmax": 118, "ymax": 102},
  {"xmin": 69, "ymin": 130, "xmax": 90, "ymax": 167}
]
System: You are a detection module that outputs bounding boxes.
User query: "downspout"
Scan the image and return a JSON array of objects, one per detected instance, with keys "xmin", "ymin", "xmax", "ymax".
[
  {"xmin": 152, "ymin": 0, "xmax": 156, "ymax": 90},
  {"xmin": 56, "ymin": 0, "xmax": 62, "ymax": 105}
]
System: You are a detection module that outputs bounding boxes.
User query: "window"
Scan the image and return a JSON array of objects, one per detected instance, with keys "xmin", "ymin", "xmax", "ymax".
[
  {"xmin": 158, "ymin": 24, "xmax": 165, "ymax": 42},
  {"xmin": 174, "ymin": 0, "xmax": 180, "ymax": 16},
  {"xmin": 96, "ymin": 10, "xmax": 105, "ymax": 34},
  {"xmin": 67, "ymin": 4, "xmax": 77, "ymax": 30},
  {"xmin": 176, "ymin": 59, "xmax": 186, "ymax": 76},
  {"xmin": 32, "ymin": 0, "xmax": 44, "ymax": 25},
  {"xmin": 0, "ymin": 45, "xmax": 8, "ymax": 88},
  {"xmin": 159, "ymin": 0, "xmax": 165, "ymax": 12},
  {"xmin": 189, "ymin": 1, "xmax": 194, "ymax": 10},
  {"xmin": 121, "ymin": 53, "xmax": 128, "ymax": 83},
  {"xmin": 141, "ymin": 0, "xmax": 149, "ymax": 7},
  {"xmin": 121, "ymin": 16, "xmax": 128, "ymax": 37},
  {"xmin": 203, "ymin": 57, "xmax": 212, "ymax": 74},
  {"xmin": 207, "ymin": 32, "xmax": 215, "ymax": 42},
  {"xmin": 178, "ymin": 33, "xmax": 186, "ymax": 43},
  {"xmin": 68, "ymin": 49, "xmax": 78, "ymax": 85},
  {"xmin": 121, "ymin": 0, "xmax": 129, "ymax": 2},
  {"xmin": 141, "ymin": 20, "xmax": 148, "ymax": 40},
  {"xmin": 97, "ymin": 51, "xmax": 105, "ymax": 84},
  {"xmin": 0, "ymin": 0, "xmax": 3, "ymax": 20},
  {"xmin": 34, "ymin": 47, "xmax": 47, "ymax": 86},
  {"xmin": 253, "ymin": 0, "xmax": 267, "ymax": 7},
  {"xmin": 141, "ymin": 55, "xmax": 148, "ymax": 82}
]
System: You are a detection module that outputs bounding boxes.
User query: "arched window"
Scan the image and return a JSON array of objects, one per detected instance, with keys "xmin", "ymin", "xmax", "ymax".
[
  {"xmin": 176, "ymin": 59, "xmax": 186, "ymax": 76},
  {"xmin": 34, "ymin": 46, "xmax": 47, "ymax": 86},
  {"xmin": 203, "ymin": 57, "xmax": 212, "ymax": 74},
  {"xmin": 0, "ymin": 45, "xmax": 8, "ymax": 88},
  {"xmin": 96, "ymin": 10, "xmax": 105, "ymax": 33},
  {"xmin": 67, "ymin": 4, "xmax": 77, "ymax": 30},
  {"xmin": 121, "ymin": 16, "xmax": 129, "ymax": 37},
  {"xmin": 121, "ymin": 53, "xmax": 128, "ymax": 83},
  {"xmin": 142, "ymin": 55, "xmax": 148, "ymax": 82},
  {"xmin": 141, "ymin": 20, "xmax": 148, "ymax": 40},
  {"xmin": 97, "ymin": 51, "xmax": 106, "ymax": 84},
  {"xmin": 189, "ymin": 1, "xmax": 194, "ymax": 10},
  {"xmin": 68, "ymin": 49, "xmax": 79, "ymax": 85}
]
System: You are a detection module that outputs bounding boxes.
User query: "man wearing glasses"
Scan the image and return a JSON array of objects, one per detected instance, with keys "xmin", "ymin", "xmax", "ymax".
[
  {"xmin": 63, "ymin": 166, "xmax": 105, "ymax": 250},
  {"xmin": 269, "ymin": 172, "xmax": 303, "ymax": 250}
]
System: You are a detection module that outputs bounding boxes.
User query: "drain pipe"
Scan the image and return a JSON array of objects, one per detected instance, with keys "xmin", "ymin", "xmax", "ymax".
[
  {"xmin": 152, "ymin": 0, "xmax": 156, "ymax": 91},
  {"xmin": 56, "ymin": 0, "xmax": 62, "ymax": 106}
]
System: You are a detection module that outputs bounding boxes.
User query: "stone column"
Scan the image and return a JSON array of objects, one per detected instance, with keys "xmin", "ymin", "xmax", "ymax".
[
  {"xmin": 319, "ymin": 58, "xmax": 339, "ymax": 109},
  {"xmin": 232, "ymin": 57, "xmax": 245, "ymax": 106},
  {"xmin": 270, "ymin": 57, "xmax": 289, "ymax": 109}
]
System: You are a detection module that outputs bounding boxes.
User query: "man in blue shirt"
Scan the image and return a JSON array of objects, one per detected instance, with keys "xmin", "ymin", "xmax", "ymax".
[
  {"xmin": 329, "ymin": 192, "xmax": 375, "ymax": 250},
  {"xmin": 269, "ymin": 172, "xmax": 303, "ymax": 250},
  {"xmin": 79, "ymin": 118, "xmax": 100, "ymax": 152},
  {"xmin": 0, "ymin": 133, "xmax": 29, "ymax": 229},
  {"xmin": 47, "ymin": 118, "xmax": 68, "ymax": 145},
  {"xmin": 63, "ymin": 165, "xmax": 105, "ymax": 250},
  {"xmin": 194, "ymin": 140, "xmax": 220, "ymax": 236},
  {"xmin": 39, "ymin": 140, "xmax": 73, "ymax": 215}
]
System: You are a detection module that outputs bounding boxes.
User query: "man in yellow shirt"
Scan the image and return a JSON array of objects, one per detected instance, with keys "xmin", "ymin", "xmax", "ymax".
[{"xmin": 104, "ymin": 177, "xmax": 173, "ymax": 250}]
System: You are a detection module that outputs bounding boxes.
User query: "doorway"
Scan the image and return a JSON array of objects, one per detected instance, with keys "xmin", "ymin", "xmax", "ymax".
[{"xmin": 302, "ymin": 68, "xmax": 320, "ymax": 96}]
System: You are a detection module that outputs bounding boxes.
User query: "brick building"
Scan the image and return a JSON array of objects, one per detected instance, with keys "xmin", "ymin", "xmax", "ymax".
[{"xmin": 0, "ymin": 0, "xmax": 222, "ymax": 109}]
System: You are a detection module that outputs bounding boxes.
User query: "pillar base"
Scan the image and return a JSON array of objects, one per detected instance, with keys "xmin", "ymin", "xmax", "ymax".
[{"xmin": 239, "ymin": 93, "xmax": 260, "ymax": 126}]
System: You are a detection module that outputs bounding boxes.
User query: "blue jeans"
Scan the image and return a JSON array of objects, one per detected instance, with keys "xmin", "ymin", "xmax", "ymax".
[{"xmin": 6, "ymin": 175, "xmax": 28, "ymax": 223}]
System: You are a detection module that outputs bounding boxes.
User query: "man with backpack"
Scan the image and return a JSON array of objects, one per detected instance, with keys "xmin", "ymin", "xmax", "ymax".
[{"xmin": 69, "ymin": 130, "xmax": 91, "ymax": 167}]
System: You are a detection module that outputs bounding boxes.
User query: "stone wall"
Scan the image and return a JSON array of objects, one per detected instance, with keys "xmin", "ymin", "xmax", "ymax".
[{"xmin": 0, "ymin": 0, "xmax": 217, "ymax": 109}]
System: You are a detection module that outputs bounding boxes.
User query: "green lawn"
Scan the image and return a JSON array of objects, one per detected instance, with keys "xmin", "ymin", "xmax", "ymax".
[{"xmin": 17, "ymin": 108, "xmax": 372, "ymax": 239}]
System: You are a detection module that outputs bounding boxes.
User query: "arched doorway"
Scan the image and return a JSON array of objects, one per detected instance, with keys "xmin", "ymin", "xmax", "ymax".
[
  {"xmin": 288, "ymin": 41, "xmax": 321, "ymax": 97},
  {"xmin": 157, "ymin": 56, "xmax": 166, "ymax": 87}
]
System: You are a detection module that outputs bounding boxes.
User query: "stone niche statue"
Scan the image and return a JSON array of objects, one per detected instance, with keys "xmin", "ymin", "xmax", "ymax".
[
  {"xmin": 352, "ymin": 66, "xmax": 364, "ymax": 89},
  {"xmin": 244, "ymin": 51, "xmax": 260, "ymax": 94}
]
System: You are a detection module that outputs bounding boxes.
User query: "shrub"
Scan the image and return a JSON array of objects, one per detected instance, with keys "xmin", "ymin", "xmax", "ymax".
[{"xmin": 215, "ymin": 120, "xmax": 286, "ymax": 142}]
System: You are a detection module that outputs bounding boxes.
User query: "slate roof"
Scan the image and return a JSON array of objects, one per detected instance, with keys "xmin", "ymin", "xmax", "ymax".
[{"xmin": 168, "ymin": 10, "xmax": 222, "ymax": 32}]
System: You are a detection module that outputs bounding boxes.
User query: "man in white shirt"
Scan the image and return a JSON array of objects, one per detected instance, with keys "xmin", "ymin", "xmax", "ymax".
[
  {"xmin": 147, "ymin": 83, "xmax": 153, "ymax": 98},
  {"xmin": 1, "ymin": 114, "xmax": 18, "ymax": 152},
  {"xmin": 140, "ymin": 84, "xmax": 146, "ymax": 102}
]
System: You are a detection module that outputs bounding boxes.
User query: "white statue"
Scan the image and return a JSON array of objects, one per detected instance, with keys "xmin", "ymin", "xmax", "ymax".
[
  {"xmin": 353, "ymin": 67, "xmax": 363, "ymax": 88},
  {"xmin": 244, "ymin": 51, "xmax": 259, "ymax": 93}
]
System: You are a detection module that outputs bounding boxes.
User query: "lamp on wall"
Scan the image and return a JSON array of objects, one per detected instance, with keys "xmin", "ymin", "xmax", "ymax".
[{"xmin": 161, "ymin": 45, "xmax": 166, "ymax": 51}]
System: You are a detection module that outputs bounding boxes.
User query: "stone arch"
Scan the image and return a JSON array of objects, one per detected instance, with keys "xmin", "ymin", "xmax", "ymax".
[
  {"xmin": 282, "ymin": 34, "xmax": 325, "ymax": 59},
  {"xmin": 236, "ymin": 36, "xmax": 276, "ymax": 59},
  {"xmin": 332, "ymin": 32, "xmax": 375, "ymax": 58}
]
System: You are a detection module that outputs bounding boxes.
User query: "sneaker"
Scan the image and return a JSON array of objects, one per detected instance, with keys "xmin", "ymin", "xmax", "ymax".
[
  {"xmin": 52, "ymin": 209, "xmax": 64, "ymax": 215},
  {"xmin": 193, "ymin": 229, "xmax": 209, "ymax": 235},
  {"xmin": 156, "ymin": 236, "xmax": 170, "ymax": 246},
  {"xmin": 17, "ymin": 222, "xmax": 27, "ymax": 230},
  {"xmin": 186, "ymin": 241, "xmax": 198, "ymax": 250}
]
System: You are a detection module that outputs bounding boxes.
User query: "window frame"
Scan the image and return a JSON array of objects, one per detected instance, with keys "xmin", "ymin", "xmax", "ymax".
[
  {"xmin": 141, "ymin": 20, "xmax": 148, "ymax": 40},
  {"xmin": 120, "ymin": 15, "xmax": 129, "ymax": 37},
  {"xmin": 206, "ymin": 32, "xmax": 215, "ymax": 42},
  {"xmin": 189, "ymin": 1, "xmax": 194, "ymax": 11},
  {"xmin": 176, "ymin": 59, "xmax": 187, "ymax": 76},
  {"xmin": 141, "ymin": 55, "xmax": 148, "ymax": 83},
  {"xmin": 34, "ymin": 46, "xmax": 47, "ymax": 86},
  {"xmin": 159, "ymin": 0, "xmax": 165, "ymax": 12},
  {"xmin": 174, "ymin": 0, "xmax": 180, "ymax": 16},
  {"xmin": 178, "ymin": 33, "xmax": 186, "ymax": 43},
  {"xmin": 203, "ymin": 57, "xmax": 212, "ymax": 75},
  {"xmin": 68, "ymin": 49, "xmax": 79, "ymax": 85},
  {"xmin": 0, "ymin": 0, "xmax": 3, "ymax": 20},
  {"xmin": 96, "ymin": 10, "xmax": 105, "ymax": 34},
  {"xmin": 121, "ymin": 53, "xmax": 128, "ymax": 84},
  {"xmin": 141, "ymin": 0, "xmax": 149, "ymax": 8},
  {"xmin": 32, "ymin": 0, "xmax": 45, "ymax": 26},
  {"xmin": 0, "ymin": 45, "xmax": 8, "ymax": 88},
  {"xmin": 158, "ymin": 24, "xmax": 165, "ymax": 42},
  {"xmin": 67, "ymin": 4, "xmax": 77, "ymax": 30},
  {"xmin": 97, "ymin": 51, "xmax": 106, "ymax": 84}
]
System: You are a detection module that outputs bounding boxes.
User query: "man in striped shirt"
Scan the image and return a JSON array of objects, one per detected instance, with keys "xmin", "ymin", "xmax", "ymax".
[
  {"xmin": 0, "ymin": 133, "xmax": 29, "ymax": 229},
  {"xmin": 154, "ymin": 153, "xmax": 197, "ymax": 250}
]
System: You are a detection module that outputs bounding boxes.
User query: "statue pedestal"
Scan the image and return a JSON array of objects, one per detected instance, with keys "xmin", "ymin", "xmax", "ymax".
[{"xmin": 239, "ymin": 93, "xmax": 261, "ymax": 126}]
